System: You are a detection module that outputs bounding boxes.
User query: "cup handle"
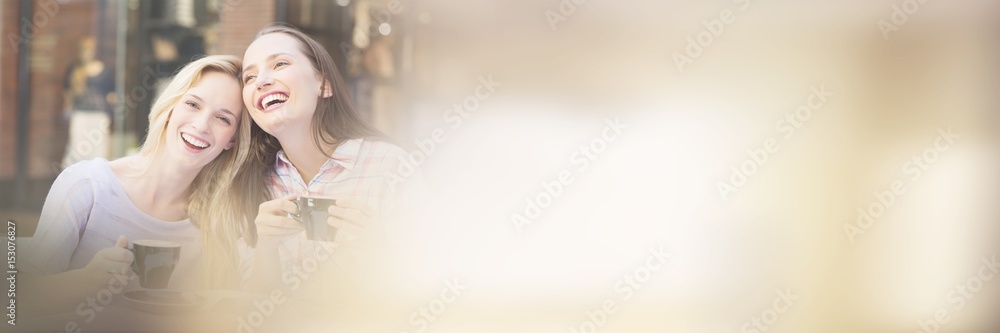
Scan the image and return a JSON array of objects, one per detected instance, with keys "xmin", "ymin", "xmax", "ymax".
[
  {"xmin": 128, "ymin": 246, "xmax": 138, "ymax": 274},
  {"xmin": 291, "ymin": 199, "xmax": 304, "ymax": 222}
]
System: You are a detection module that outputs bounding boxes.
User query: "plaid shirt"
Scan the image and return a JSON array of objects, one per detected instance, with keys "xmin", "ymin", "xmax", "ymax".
[
  {"xmin": 240, "ymin": 138, "xmax": 425, "ymax": 281},
  {"xmin": 270, "ymin": 138, "xmax": 405, "ymax": 214}
]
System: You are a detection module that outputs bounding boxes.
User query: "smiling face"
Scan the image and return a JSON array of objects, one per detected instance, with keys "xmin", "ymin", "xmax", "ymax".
[
  {"xmin": 163, "ymin": 71, "xmax": 243, "ymax": 170},
  {"xmin": 241, "ymin": 33, "xmax": 331, "ymax": 139}
]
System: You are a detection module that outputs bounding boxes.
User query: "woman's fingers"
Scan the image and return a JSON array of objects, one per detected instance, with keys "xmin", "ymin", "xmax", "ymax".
[
  {"xmin": 326, "ymin": 216, "xmax": 364, "ymax": 236},
  {"xmin": 324, "ymin": 201, "xmax": 386, "ymax": 247},
  {"xmin": 258, "ymin": 217, "xmax": 302, "ymax": 230},
  {"xmin": 87, "ymin": 247, "xmax": 133, "ymax": 280},
  {"xmin": 327, "ymin": 200, "xmax": 379, "ymax": 227},
  {"xmin": 327, "ymin": 205, "xmax": 369, "ymax": 225},
  {"xmin": 332, "ymin": 199, "xmax": 376, "ymax": 218},
  {"xmin": 255, "ymin": 194, "xmax": 309, "ymax": 243},
  {"xmin": 277, "ymin": 195, "xmax": 300, "ymax": 216},
  {"xmin": 256, "ymin": 216, "xmax": 304, "ymax": 236},
  {"xmin": 256, "ymin": 194, "xmax": 303, "ymax": 229},
  {"xmin": 110, "ymin": 235, "xmax": 134, "ymax": 263},
  {"xmin": 259, "ymin": 194, "xmax": 300, "ymax": 217},
  {"xmin": 99, "ymin": 246, "xmax": 133, "ymax": 265},
  {"xmin": 99, "ymin": 259, "xmax": 132, "ymax": 275},
  {"xmin": 115, "ymin": 235, "xmax": 128, "ymax": 248}
]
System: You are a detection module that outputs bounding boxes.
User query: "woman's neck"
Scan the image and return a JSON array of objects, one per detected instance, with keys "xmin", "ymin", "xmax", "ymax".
[
  {"xmin": 276, "ymin": 130, "xmax": 335, "ymax": 183},
  {"xmin": 115, "ymin": 155, "xmax": 201, "ymax": 221}
]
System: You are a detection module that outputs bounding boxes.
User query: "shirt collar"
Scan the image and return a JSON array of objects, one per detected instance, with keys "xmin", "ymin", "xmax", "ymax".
[
  {"xmin": 276, "ymin": 138, "xmax": 363, "ymax": 172},
  {"xmin": 328, "ymin": 138, "xmax": 362, "ymax": 171}
]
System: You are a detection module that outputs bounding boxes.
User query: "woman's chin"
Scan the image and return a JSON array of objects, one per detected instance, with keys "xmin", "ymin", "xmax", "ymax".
[
  {"xmin": 163, "ymin": 146, "xmax": 214, "ymax": 171},
  {"xmin": 257, "ymin": 119, "xmax": 293, "ymax": 138}
]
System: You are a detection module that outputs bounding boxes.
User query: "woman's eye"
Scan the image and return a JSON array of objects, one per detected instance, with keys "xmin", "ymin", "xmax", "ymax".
[
  {"xmin": 186, "ymin": 101, "xmax": 200, "ymax": 109},
  {"xmin": 217, "ymin": 116, "xmax": 232, "ymax": 125},
  {"xmin": 243, "ymin": 75, "xmax": 256, "ymax": 83},
  {"xmin": 275, "ymin": 61, "xmax": 288, "ymax": 68}
]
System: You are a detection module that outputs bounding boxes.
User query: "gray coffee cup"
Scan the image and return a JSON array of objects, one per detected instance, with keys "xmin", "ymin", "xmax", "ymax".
[
  {"xmin": 295, "ymin": 197, "xmax": 339, "ymax": 242},
  {"xmin": 129, "ymin": 240, "xmax": 181, "ymax": 289}
]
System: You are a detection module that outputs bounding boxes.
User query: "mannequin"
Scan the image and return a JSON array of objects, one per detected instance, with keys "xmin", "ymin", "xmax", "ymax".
[{"xmin": 62, "ymin": 36, "xmax": 115, "ymax": 168}]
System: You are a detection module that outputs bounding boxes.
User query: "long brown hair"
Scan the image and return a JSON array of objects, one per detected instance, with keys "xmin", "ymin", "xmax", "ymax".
[{"xmin": 231, "ymin": 24, "xmax": 384, "ymax": 250}]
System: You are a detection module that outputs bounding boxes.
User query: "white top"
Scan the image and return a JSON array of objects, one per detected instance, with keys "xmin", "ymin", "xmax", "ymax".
[{"xmin": 24, "ymin": 158, "xmax": 204, "ymax": 291}]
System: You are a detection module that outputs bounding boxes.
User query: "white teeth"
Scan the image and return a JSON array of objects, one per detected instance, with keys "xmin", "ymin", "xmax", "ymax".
[
  {"xmin": 181, "ymin": 133, "xmax": 209, "ymax": 149},
  {"xmin": 261, "ymin": 93, "xmax": 289, "ymax": 109}
]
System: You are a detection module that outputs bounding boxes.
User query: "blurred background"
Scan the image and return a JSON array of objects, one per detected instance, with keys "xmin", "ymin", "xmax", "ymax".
[{"xmin": 2, "ymin": 0, "xmax": 1000, "ymax": 332}]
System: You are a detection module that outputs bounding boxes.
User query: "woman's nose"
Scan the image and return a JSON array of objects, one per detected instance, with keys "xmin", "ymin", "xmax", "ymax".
[
  {"xmin": 256, "ymin": 73, "xmax": 274, "ymax": 89},
  {"xmin": 191, "ymin": 112, "xmax": 213, "ymax": 133}
]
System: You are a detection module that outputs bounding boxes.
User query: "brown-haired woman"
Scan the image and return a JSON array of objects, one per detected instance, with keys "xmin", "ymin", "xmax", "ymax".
[{"xmin": 231, "ymin": 24, "xmax": 424, "ymax": 292}]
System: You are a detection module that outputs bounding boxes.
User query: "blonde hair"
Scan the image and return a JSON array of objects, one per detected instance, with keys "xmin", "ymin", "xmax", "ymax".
[{"xmin": 137, "ymin": 55, "xmax": 251, "ymax": 288}]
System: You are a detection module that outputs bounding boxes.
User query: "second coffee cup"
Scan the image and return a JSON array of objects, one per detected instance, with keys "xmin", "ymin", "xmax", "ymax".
[{"xmin": 296, "ymin": 196, "xmax": 339, "ymax": 242}]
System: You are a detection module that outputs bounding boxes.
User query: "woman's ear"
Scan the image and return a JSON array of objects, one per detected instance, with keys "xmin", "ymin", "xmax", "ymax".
[
  {"xmin": 225, "ymin": 140, "xmax": 235, "ymax": 150},
  {"xmin": 321, "ymin": 79, "xmax": 333, "ymax": 98}
]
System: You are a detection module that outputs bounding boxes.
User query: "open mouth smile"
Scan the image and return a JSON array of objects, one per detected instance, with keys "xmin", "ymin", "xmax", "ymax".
[
  {"xmin": 257, "ymin": 91, "xmax": 289, "ymax": 112},
  {"xmin": 181, "ymin": 132, "xmax": 210, "ymax": 151}
]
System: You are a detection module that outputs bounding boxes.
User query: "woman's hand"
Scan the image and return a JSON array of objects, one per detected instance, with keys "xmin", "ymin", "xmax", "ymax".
[
  {"xmin": 23, "ymin": 236, "xmax": 133, "ymax": 315},
  {"xmin": 255, "ymin": 194, "xmax": 304, "ymax": 245},
  {"xmin": 81, "ymin": 235, "xmax": 134, "ymax": 288},
  {"xmin": 326, "ymin": 200, "xmax": 384, "ymax": 248}
]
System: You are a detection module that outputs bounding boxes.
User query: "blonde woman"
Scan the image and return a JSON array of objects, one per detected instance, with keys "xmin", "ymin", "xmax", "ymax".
[{"xmin": 24, "ymin": 55, "xmax": 251, "ymax": 314}]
